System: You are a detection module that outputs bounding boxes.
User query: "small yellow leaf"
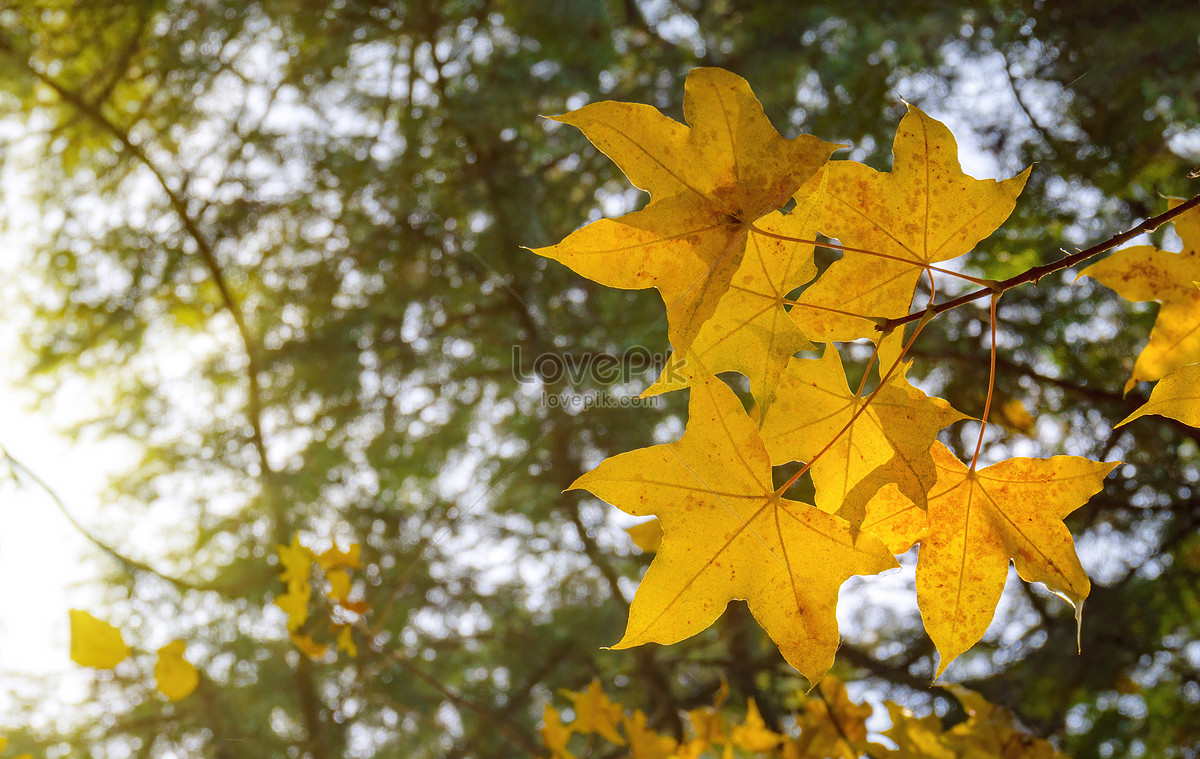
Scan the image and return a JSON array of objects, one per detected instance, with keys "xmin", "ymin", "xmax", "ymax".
[
  {"xmin": 316, "ymin": 541, "xmax": 362, "ymax": 570},
  {"xmin": 625, "ymin": 519, "xmax": 664, "ymax": 553},
  {"xmin": 290, "ymin": 632, "xmax": 328, "ymax": 659},
  {"xmin": 336, "ymin": 625, "xmax": 357, "ymax": 658},
  {"xmin": 540, "ymin": 703, "xmax": 575, "ymax": 759},
  {"xmin": 326, "ymin": 569, "xmax": 352, "ymax": 601},
  {"xmin": 69, "ymin": 609, "xmax": 130, "ymax": 669},
  {"xmin": 559, "ymin": 679, "xmax": 625, "ymax": 745},
  {"xmin": 0, "ymin": 736, "xmax": 7, "ymax": 751},
  {"xmin": 731, "ymin": 698, "xmax": 783, "ymax": 752},
  {"xmin": 624, "ymin": 710, "xmax": 677, "ymax": 759},
  {"xmin": 1000, "ymin": 398, "xmax": 1037, "ymax": 434},
  {"xmin": 277, "ymin": 535, "xmax": 312, "ymax": 590},
  {"xmin": 274, "ymin": 584, "xmax": 310, "ymax": 631},
  {"xmin": 154, "ymin": 640, "xmax": 199, "ymax": 701},
  {"xmin": 883, "ymin": 702, "xmax": 954, "ymax": 759},
  {"xmin": 800, "ymin": 675, "xmax": 871, "ymax": 757}
]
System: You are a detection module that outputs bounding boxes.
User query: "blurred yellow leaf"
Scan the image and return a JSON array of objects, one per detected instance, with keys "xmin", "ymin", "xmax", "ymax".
[
  {"xmin": 1001, "ymin": 398, "xmax": 1037, "ymax": 434},
  {"xmin": 327, "ymin": 569, "xmax": 352, "ymax": 601},
  {"xmin": 154, "ymin": 640, "xmax": 199, "ymax": 701},
  {"xmin": 559, "ymin": 679, "xmax": 625, "ymax": 745},
  {"xmin": 277, "ymin": 535, "xmax": 312, "ymax": 590},
  {"xmin": 69, "ymin": 609, "xmax": 129, "ymax": 669},
  {"xmin": 336, "ymin": 625, "xmax": 357, "ymax": 658},
  {"xmin": 731, "ymin": 698, "xmax": 783, "ymax": 752},
  {"xmin": 316, "ymin": 541, "xmax": 362, "ymax": 570},
  {"xmin": 624, "ymin": 709, "xmax": 676, "ymax": 759},
  {"xmin": 290, "ymin": 632, "xmax": 328, "ymax": 659},
  {"xmin": 540, "ymin": 703, "xmax": 575, "ymax": 759},
  {"xmin": 274, "ymin": 585, "xmax": 310, "ymax": 631}
]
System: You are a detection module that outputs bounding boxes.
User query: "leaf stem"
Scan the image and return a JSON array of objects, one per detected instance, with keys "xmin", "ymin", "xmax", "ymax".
[
  {"xmin": 969, "ymin": 293, "xmax": 1000, "ymax": 472},
  {"xmin": 775, "ymin": 314, "xmax": 931, "ymax": 497}
]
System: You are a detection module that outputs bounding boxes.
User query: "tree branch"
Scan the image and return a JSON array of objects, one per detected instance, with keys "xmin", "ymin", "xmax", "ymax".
[{"xmin": 0, "ymin": 34, "xmax": 284, "ymax": 540}]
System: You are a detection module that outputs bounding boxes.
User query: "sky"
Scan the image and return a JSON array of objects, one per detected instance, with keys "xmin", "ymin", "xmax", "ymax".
[
  {"xmin": 0, "ymin": 122, "xmax": 139, "ymax": 721},
  {"xmin": 0, "ymin": 332, "xmax": 131, "ymax": 717}
]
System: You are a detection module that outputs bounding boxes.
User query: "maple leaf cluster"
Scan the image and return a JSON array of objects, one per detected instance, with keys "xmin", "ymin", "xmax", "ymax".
[
  {"xmin": 532, "ymin": 68, "xmax": 1153, "ymax": 684},
  {"xmin": 540, "ymin": 676, "xmax": 1065, "ymax": 759},
  {"xmin": 274, "ymin": 534, "xmax": 367, "ymax": 660}
]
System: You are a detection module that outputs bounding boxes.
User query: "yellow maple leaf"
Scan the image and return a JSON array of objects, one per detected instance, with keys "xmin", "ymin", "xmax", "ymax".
[
  {"xmin": 944, "ymin": 686, "xmax": 1067, "ymax": 758},
  {"xmin": 687, "ymin": 705, "xmax": 728, "ymax": 749},
  {"xmin": 559, "ymin": 679, "xmax": 625, "ymax": 745},
  {"xmin": 625, "ymin": 518, "xmax": 665, "ymax": 553},
  {"xmin": 867, "ymin": 442, "xmax": 1116, "ymax": 676},
  {"xmin": 570, "ymin": 373, "xmax": 897, "ymax": 683},
  {"xmin": 1079, "ymin": 198, "xmax": 1200, "ymax": 392},
  {"xmin": 642, "ymin": 181, "xmax": 824, "ymax": 411},
  {"xmin": 624, "ymin": 710, "xmax": 677, "ymax": 759},
  {"xmin": 154, "ymin": 640, "xmax": 199, "ymax": 701},
  {"xmin": 796, "ymin": 675, "xmax": 871, "ymax": 758},
  {"xmin": 69, "ymin": 609, "xmax": 130, "ymax": 669},
  {"xmin": 882, "ymin": 701, "xmax": 955, "ymax": 759},
  {"xmin": 532, "ymin": 67, "xmax": 837, "ymax": 356},
  {"xmin": 731, "ymin": 698, "xmax": 783, "ymax": 752},
  {"xmin": 758, "ymin": 337, "xmax": 965, "ymax": 524},
  {"xmin": 540, "ymin": 703, "xmax": 575, "ymax": 759},
  {"xmin": 1117, "ymin": 361, "xmax": 1200, "ymax": 428},
  {"xmin": 792, "ymin": 105, "xmax": 1028, "ymax": 342}
]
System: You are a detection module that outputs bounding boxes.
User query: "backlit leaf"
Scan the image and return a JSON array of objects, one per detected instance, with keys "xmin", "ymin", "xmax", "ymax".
[
  {"xmin": 792, "ymin": 106, "xmax": 1028, "ymax": 341},
  {"xmin": 154, "ymin": 640, "xmax": 199, "ymax": 701},
  {"xmin": 1117, "ymin": 362, "xmax": 1200, "ymax": 428},
  {"xmin": 69, "ymin": 609, "xmax": 129, "ymax": 669},
  {"xmin": 1079, "ymin": 198, "xmax": 1200, "ymax": 392},
  {"xmin": 532, "ymin": 68, "xmax": 837, "ymax": 356},
  {"xmin": 880, "ymin": 443, "xmax": 1116, "ymax": 677},
  {"xmin": 570, "ymin": 373, "xmax": 897, "ymax": 683}
]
